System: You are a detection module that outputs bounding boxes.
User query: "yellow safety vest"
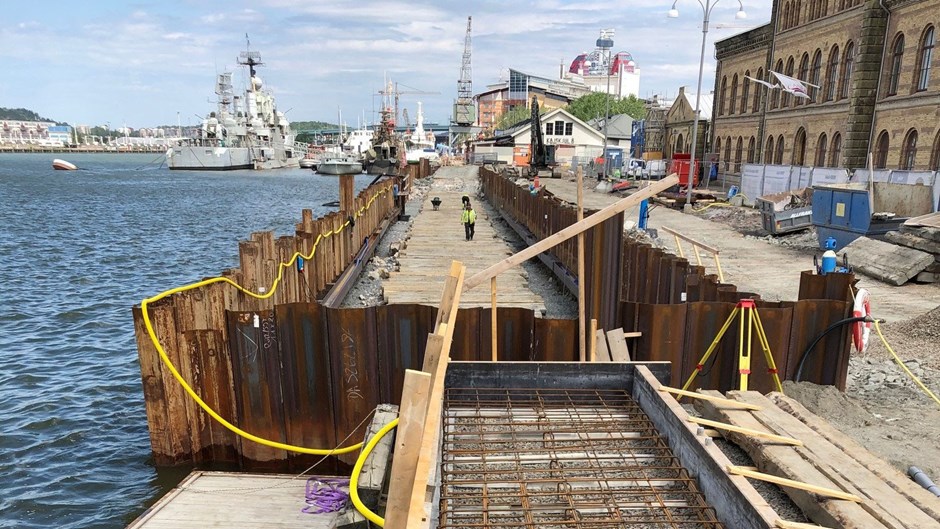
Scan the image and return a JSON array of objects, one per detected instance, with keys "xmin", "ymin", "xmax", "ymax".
[{"xmin": 461, "ymin": 209, "xmax": 476, "ymax": 224}]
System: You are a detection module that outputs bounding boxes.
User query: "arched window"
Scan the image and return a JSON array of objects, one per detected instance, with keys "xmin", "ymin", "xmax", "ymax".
[
  {"xmin": 747, "ymin": 136, "xmax": 756, "ymax": 162},
  {"xmin": 676, "ymin": 133, "xmax": 684, "ymax": 154},
  {"xmin": 724, "ymin": 136, "xmax": 733, "ymax": 171},
  {"xmin": 874, "ymin": 130, "xmax": 889, "ymax": 168},
  {"xmin": 730, "ymin": 74, "xmax": 738, "ymax": 115},
  {"xmin": 783, "ymin": 56, "xmax": 795, "ymax": 107},
  {"xmin": 810, "ymin": 50, "xmax": 823, "ymax": 101},
  {"xmin": 775, "ymin": 136, "xmax": 785, "ymax": 164},
  {"xmin": 741, "ymin": 71, "xmax": 750, "ymax": 114},
  {"xmin": 825, "ymin": 46, "xmax": 840, "ymax": 101},
  {"xmin": 930, "ymin": 131, "xmax": 940, "ymax": 170},
  {"xmin": 772, "ymin": 60, "xmax": 784, "ymax": 109},
  {"xmin": 900, "ymin": 129, "xmax": 918, "ymax": 170},
  {"xmin": 797, "ymin": 53, "xmax": 810, "ymax": 105},
  {"xmin": 793, "ymin": 128, "xmax": 807, "ymax": 165},
  {"xmin": 783, "ymin": 2, "xmax": 791, "ymax": 30},
  {"xmin": 830, "ymin": 133, "xmax": 842, "ymax": 167},
  {"xmin": 886, "ymin": 33, "xmax": 905, "ymax": 96},
  {"xmin": 816, "ymin": 133, "xmax": 828, "ymax": 166},
  {"xmin": 915, "ymin": 26, "xmax": 935, "ymax": 92},
  {"xmin": 793, "ymin": 0, "xmax": 802, "ymax": 27},
  {"xmin": 719, "ymin": 76, "xmax": 727, "ymax": 116},
  {"xmin": 753, "ymin": 68, "xmax": 764, "ymax": 112},
  {"xmin": 715, "ymin": 136, "xmax": 722, "ymax": 167},
  {"xmin": 734, "ymin": 136, "xmax": 744, "ymax": 172},
  {"xmin": 765, "ymin": 135, "xmax": 775, "ymax": 163},
  {"xmin": 841, "ymin": 41, "xmax": 855, "ymax": 99}
]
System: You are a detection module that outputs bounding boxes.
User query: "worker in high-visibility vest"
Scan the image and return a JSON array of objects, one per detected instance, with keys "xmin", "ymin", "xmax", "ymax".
[{"xmin": 461, "ymin": 203, "xmax": 477, "ymax": 241}]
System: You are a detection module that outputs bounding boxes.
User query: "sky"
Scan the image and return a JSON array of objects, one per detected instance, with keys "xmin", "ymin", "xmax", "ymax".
[{"xmin": 0, "ymin": 0, "xmax": 772, "ymax": 129}]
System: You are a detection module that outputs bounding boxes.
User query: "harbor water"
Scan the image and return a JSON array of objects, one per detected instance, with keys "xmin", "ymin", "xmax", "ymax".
[{"xmin": 0, "ymin": 153, "xmax": 372, "ymax": 528}]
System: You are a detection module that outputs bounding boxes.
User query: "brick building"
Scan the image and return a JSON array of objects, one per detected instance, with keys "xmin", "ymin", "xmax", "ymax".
[{"xmin": 713, "ymin": 0, "xmax": 940, "ymax": 178}]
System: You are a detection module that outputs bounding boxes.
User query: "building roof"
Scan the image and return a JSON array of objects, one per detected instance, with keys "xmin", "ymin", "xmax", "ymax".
[
  {"xmin": 494, "ymin": 107, "xmax": 606, "ymax": 144},
  {"xmin": 588, "ymin": 114, "xmax": 634, "ymax": 140},
  {"xmin": 681, "ymin": 91, "xmax": 713, "ymax": 120}
]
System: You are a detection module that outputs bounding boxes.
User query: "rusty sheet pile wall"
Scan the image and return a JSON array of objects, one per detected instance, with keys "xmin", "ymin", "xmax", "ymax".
[
  {"xmin": 480, "ymin": 167, "xmax": 855, "ymax": 394},
  {"xmin": 132, "ymin": 179, "xmax": 398, "ymax": 467},
  {"xmin": 480, "ymin": 168, "xmax": 624, "ymax": 330}
]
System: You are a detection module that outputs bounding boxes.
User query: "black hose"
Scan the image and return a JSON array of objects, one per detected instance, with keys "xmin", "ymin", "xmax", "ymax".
[{"xmin": 794, "ymin": 316, "xmax": 869, "ymax": 382}]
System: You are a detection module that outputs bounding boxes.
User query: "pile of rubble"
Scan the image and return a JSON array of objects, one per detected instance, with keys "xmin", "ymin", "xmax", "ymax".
[{"xmin": 884, "ymin": 214, "xmax": 940, "ymax": 283}]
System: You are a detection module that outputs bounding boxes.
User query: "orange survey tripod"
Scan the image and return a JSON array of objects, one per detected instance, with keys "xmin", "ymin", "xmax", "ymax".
[{"xmin": 681, "ymin": 299, "xmax": 784, "ymax": 393}]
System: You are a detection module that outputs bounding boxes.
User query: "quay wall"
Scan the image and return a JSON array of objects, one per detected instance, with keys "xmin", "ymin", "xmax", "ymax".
[{"xmin": 133, "ymin": 163, "xmax": 854, "ymax": 470}]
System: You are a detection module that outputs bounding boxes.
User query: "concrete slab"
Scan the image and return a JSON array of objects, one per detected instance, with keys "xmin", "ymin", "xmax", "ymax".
[{"xmin": 841, "ymin": 236, "xmax": 934, "ymax": 286}]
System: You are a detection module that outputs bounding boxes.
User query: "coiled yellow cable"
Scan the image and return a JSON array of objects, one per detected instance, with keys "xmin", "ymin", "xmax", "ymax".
[
  {"xmin": 141, "ymin": 187, "xmax": 390, "ymax": 455},
  {"xmin": 349, "ymin": 418, "xmax": 399, "ymax": 526}
]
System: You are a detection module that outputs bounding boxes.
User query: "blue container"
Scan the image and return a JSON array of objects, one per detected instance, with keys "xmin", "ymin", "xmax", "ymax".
[{"xmin": 811, "ymin": 183, "xmax": 906, "ymax": 250}]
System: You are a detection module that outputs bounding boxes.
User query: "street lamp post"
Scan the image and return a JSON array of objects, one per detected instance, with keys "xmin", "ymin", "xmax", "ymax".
[
  {"xmin": 596, "ymin": 29, "xmax": 615, "ymax": 181},
  {"xmin": 669, "ymin": 0, "xmax": 746, "ymax": 210}
]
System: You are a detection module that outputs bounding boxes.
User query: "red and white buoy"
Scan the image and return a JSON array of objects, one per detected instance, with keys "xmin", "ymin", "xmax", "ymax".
[
  {"xmin": 853, "ymin": 288, "xmax": 872, "ymax": 352},
  {"xmin": 52, "ymin": 159, "xmax": 78, "ymax": 171}
]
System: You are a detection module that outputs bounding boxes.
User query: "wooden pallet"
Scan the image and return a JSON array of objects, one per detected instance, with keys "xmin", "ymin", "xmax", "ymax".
[{"xmin": 693, "ymin": 390, "xmax": 940, "ymax": 529}]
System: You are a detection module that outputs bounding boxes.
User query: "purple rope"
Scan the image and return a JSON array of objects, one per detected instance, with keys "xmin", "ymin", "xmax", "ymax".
[{"xmin": 302, "ymin": 477, "xmax": 350, "ymax": 514}]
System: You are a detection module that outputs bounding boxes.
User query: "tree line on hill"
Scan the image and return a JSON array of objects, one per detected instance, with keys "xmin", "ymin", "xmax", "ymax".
[{"xmin": 0, "ymin": 107, "xmax": 64, "ymax": 125}]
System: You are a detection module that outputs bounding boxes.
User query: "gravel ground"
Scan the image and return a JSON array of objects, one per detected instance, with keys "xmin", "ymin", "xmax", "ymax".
[{"xmin": 341, "ymin": 171, "xmax": 578, "ymax": 318}]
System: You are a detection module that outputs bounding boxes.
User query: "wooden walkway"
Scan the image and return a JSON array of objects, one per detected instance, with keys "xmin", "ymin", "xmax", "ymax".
[
  {"xmin": 383, "ymin": 165, "xmax": 545, "ymax": 311},
  {"xmin": 126, "ymin": 471, "xmax": 340, "ymax": 528}
]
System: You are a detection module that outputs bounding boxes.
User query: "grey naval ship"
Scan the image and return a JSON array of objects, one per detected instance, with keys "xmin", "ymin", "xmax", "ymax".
[{"xmin": 168, "ymin": 46, "xmax": 305, "ymax": 170}]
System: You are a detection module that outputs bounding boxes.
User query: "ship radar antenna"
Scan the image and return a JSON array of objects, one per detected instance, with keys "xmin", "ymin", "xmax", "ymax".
[{"xmin": 238, "ymin": 33, "xmax": 263, "ymax": 77}]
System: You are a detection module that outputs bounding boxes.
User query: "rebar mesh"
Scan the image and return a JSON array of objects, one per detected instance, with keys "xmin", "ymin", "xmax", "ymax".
[{"xmin": 439, "ymin": 388, "xmax": 723, "ymax": 528}]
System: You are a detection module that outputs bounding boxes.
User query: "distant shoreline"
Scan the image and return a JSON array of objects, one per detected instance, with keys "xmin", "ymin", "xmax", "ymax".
[{"xmin": 0, "ymin": 145, "xmax": 166, "ymax": 154}]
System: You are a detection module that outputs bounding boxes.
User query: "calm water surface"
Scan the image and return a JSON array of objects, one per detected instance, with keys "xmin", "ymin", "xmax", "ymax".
[{"xmin": 0, "ymin": 153, "xmax": 371, "ymax": 528}]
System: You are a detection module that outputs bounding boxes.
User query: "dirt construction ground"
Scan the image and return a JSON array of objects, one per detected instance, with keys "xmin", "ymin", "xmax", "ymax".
[{"xmin": 540, "ymin": 176, "xmax": 940, "ymax": 480}]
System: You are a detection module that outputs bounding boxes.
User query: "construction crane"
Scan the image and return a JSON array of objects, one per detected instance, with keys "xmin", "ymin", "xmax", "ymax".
[
  {"xmin": 453, "ymin": 16, "xmax": 474, "ymax": 126},
  {"xmin": 401, "ymin": 108, "xmax": 411, "ymax": 135},
  {"xmin": 528, "ymin": 95, "xmax": 554, "ymax": 176},
  {"xmin": 376, "ymin": 79, "xmax": 439, "ymax": 129}
]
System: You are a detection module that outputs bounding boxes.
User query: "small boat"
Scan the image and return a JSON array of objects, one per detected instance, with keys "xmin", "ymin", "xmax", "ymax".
[
  {"xmin": 52, "ymin": 159, "xmax": 78, "ymax": 171},
  {"xmin": 299, "ymin": 158, "xmax": 317, "ymax": 169},
  {"xmin": 317, "ymin": 158, "xmax": 363, "ymax": 175}
]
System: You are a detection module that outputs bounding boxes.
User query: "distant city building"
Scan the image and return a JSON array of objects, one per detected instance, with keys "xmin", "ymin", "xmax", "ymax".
[
  {"xmin": 563, "ymin": 50, "xmax": 641, "ymax": 99},
  {"xmin": 713, "ymin": 0, "xmax": 940, "ymax": 175},
  {"xmin": 473, "ymin": 107, "xmax": 607, "ymax": 165},
  {"xmin": 474, "ymin": 69, "xmax": 594, "ymax": 132},
  {"xmin": 0, "ymin": 120, "xmax": 71, "ymax": 146},
  {"xmin": 664, "ymin": 86, "xmax": 714, "ymax": 160},
  {"xmin": 640, "ymin": 95, "xmax": 675, "ymax": 160}
]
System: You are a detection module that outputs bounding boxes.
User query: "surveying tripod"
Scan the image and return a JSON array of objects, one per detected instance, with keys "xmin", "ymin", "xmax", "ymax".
[{"xmin": 681, "ymin": 299, "xmax": 784, "ymax": 393}]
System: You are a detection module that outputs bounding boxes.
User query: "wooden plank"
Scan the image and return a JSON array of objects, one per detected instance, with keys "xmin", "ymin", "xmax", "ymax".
[
  {"xmin": 688, "ymin": 417, "xmax": 803, "ymax": 446},
  {"xmin": 463, "ymin": 175, "xmax": 679, "ymax": 289},
  {"xmin": 728, "ymin": 466, "xmax": 863, "ymax": 502},
  {"xmin": 660, "ymin": 225, "xmax": 721, "ymax": 254},
  {"xmin": 606, "ymin": 328, "xmax": 631, "ymax": 362},
  {"xmin": 406, "ymin": 261, "xmax": 466, "ymax": 528},
  {"xmin": 594, "ymin": 329, "xmax": 612, "ymax": 362},
  {"xmin": 623, "ymin": 331, "xmax": 643, "ymax": 338},
  {"xmin": 658, "ymin": 386, "xmax": 763, "ymax": 410},
  {"xmin": 588, "ymin": 318, "xmax": 597, "ymax": 362},
  {"xmin": 696, "ymin": 391, "xmax": 891, "ymax": 529},
  {"xmin": 776, "ymin": 521, "xmax": 830, "ymax": 529},
  {"xmin": 769, "ymin": 392, "xmax": 940, "ymax": 522},
  {"xmin": 385, "ymin": 370, "xmax": 432, "ymax": 529},
  {"xmin": 631, "ymin": 366, "xmax": 780, "ymax": 529}
]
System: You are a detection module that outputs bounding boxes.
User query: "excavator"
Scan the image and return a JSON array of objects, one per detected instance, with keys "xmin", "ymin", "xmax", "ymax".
[{"xmin": 528, "ymin": 95, "xmax": 556, "ymax": 177}]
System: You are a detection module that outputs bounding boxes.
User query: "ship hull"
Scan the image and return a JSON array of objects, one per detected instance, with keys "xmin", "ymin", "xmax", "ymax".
[{"xmin": 168, "ymin": 146, "xmax": 300, "ymax": 171}]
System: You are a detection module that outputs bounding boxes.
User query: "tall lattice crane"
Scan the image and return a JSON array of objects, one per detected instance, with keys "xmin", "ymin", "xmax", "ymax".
[
  {"xmin": 376, "ymin": 79, "xmax": 439, "ymax": 129},
  {"xmin": 453, "ymin": 16, "xmax": 474, "ymax": 126}
]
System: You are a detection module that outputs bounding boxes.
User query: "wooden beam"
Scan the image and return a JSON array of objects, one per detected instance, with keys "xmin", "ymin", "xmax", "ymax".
[
  {"xmin": 606, "ymin": 328, "xmax": 631, "ymax": 362},
  {"xmin": 588, "ymin": 318, "xmax": 597, "ymax": 362},
  {"xmin": 462, "ymin": 175, "xmax": 680, "ymax": 290},
  {"xmin": 659, "ymin": 386, "xmax": 763, "ymax": 410},
  {"xmin": 405, "ymin": 261, "xmax": 466, "ymax": 528},
  {"xmin": 688, "ymin": 417, "xmax": 803, "ymax": 446},
  {"xmin": 660, "ymin": 225, "xmax": 721, "ymax": 254},
  {"xmin": 623, "ymin": 331, "xmax": 643, "ymax": 339},
  {"xmin": 385, "ymin": 370, "xmax": 432, "ymax": 528},
  {"xmin": 775, "ymin": 520, "xmax": 830, "ymax": 529},
  {"xmin": 577, "ymin": 165, "xmax": 586, "ymax": 362},
  {"xmin": 728, "ymin": 466, "xmax": 863, "ymax": 503}
]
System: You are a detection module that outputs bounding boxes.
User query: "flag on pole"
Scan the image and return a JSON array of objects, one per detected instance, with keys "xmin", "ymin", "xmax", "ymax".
[
  {"xmin": 744, "ymin": 76, "xmax": 778, "ymax": 90},
  {"xmin": 770, "ymin": 71, "xmax": 816, "ymax": 99}
]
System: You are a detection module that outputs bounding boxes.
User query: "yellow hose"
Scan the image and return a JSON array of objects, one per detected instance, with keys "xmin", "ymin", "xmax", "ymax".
[
  {"xmin": 349, "ymin": 418, "xmax": 399, "ymax": 526},
  {"xmin": 873, "ymin": 320, "xmax": 940, "ymax": 409},
  {"xmin": 142, "ymin": 188, "xmax": 391, "ymax": 455}
]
